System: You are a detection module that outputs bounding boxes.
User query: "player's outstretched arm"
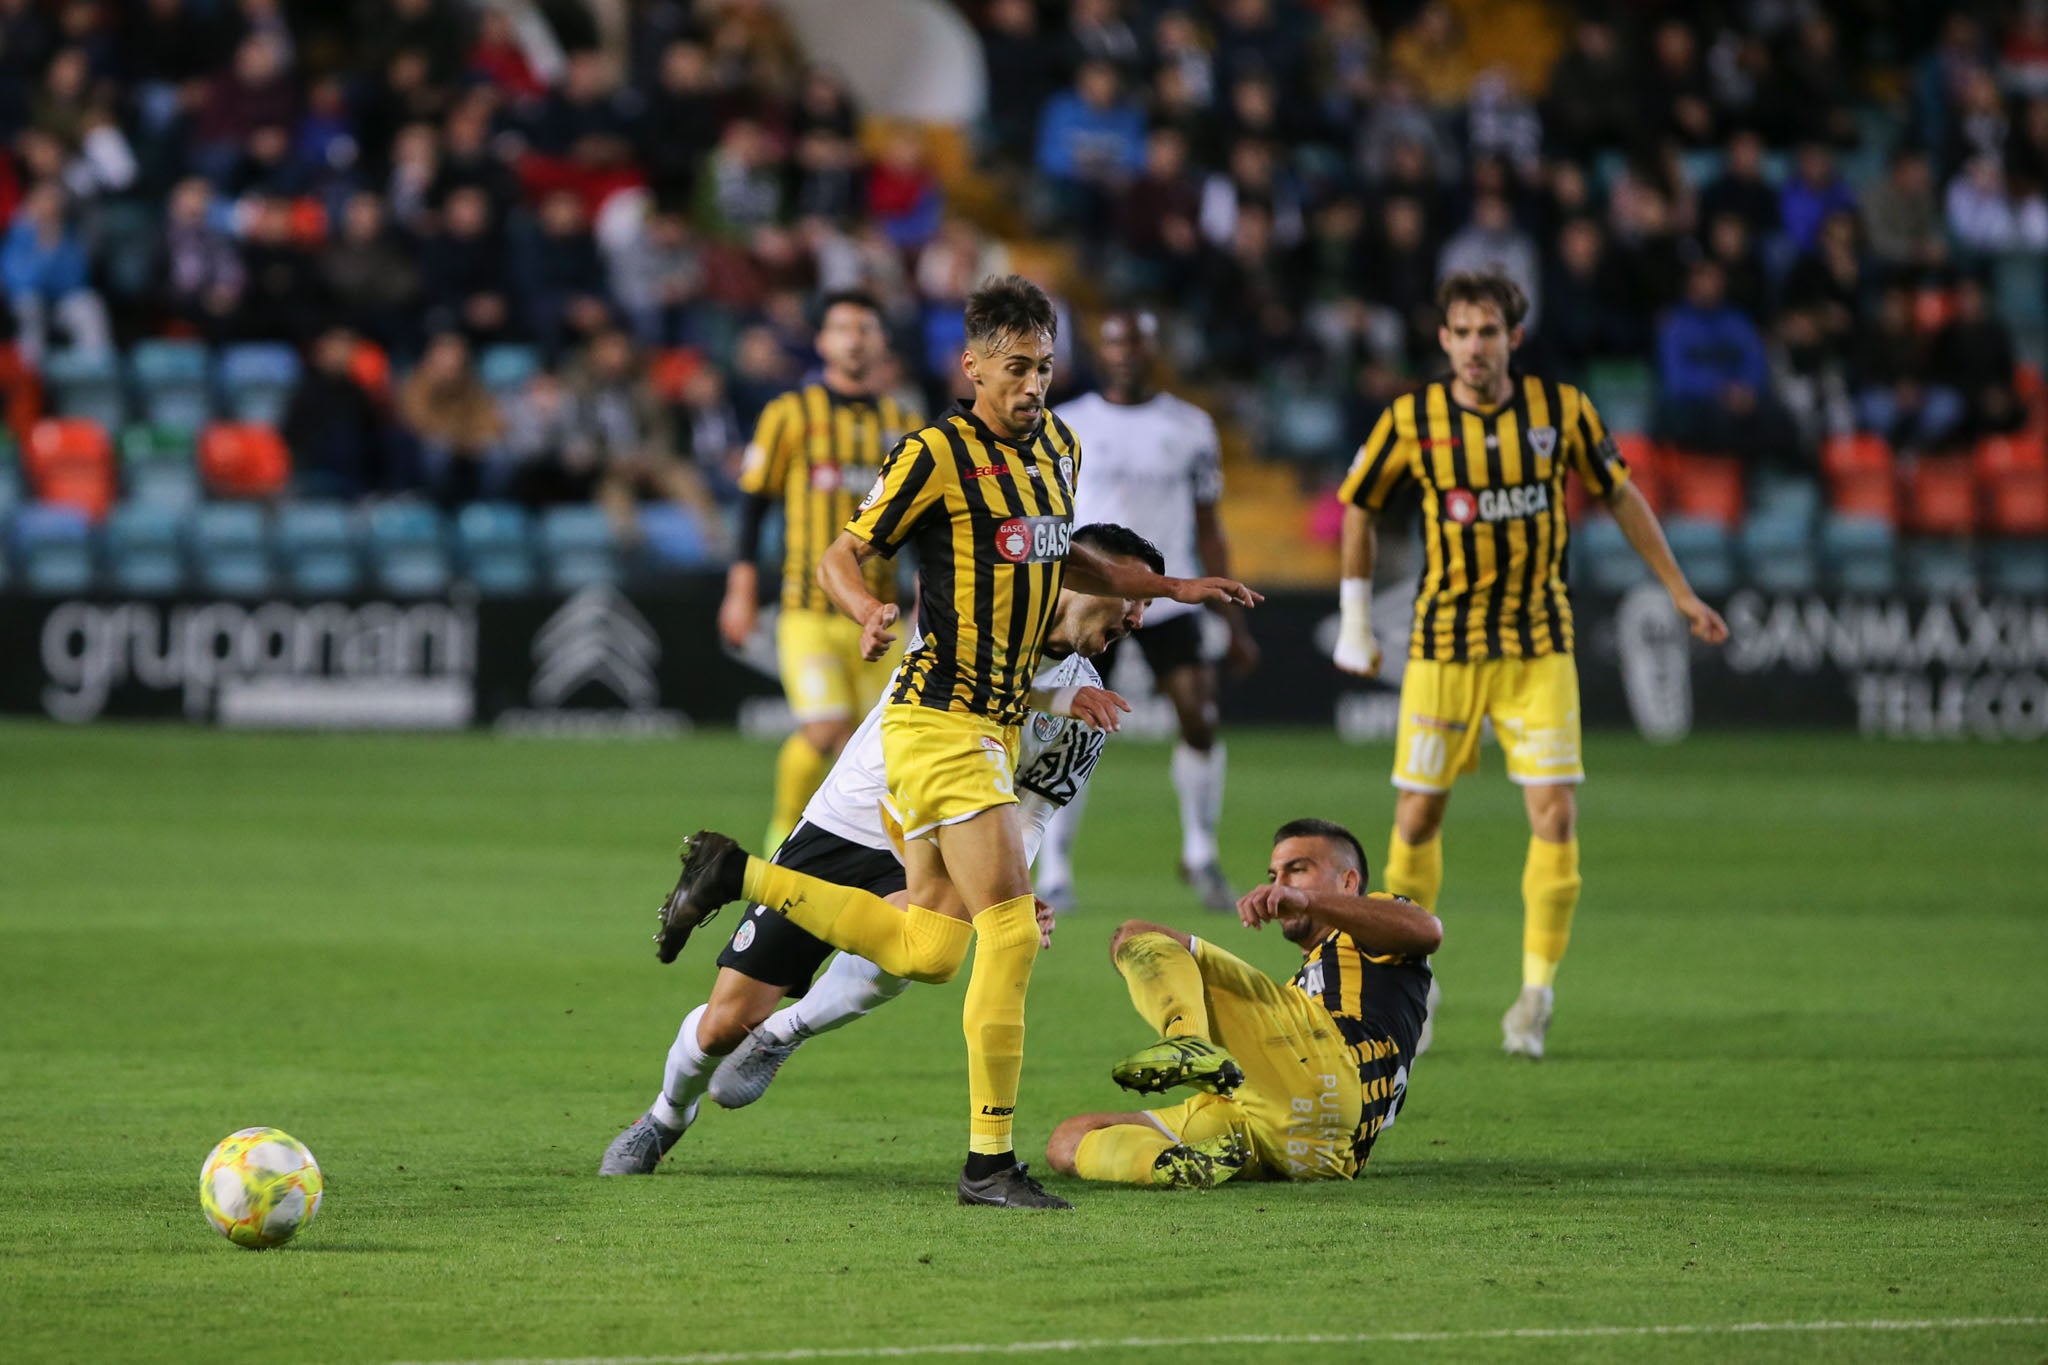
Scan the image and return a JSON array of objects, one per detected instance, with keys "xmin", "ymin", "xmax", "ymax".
[
  {"xmin": 1237, "ymin": 883, "xmax": 1443, "ymax": 957},
  {"xmin": 1064, "ymin": 538, "xmax": 1263, "ymax": 608},
  {"xmin": 1603, "ymin": 482, "xmax": 1731, "ymax": 644},
  {"xmin": 818, "ymin": 531, "xmax": 899, "ymax": 660}
]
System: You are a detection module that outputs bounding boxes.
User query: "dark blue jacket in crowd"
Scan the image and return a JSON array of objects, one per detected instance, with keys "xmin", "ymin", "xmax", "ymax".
[{"xmin": 1658, "ymin": 302, "xmax": 1770, "ymax": 401}]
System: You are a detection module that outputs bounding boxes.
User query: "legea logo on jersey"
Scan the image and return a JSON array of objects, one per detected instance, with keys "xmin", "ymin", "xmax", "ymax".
[
  {"xmin": 1444, "ymin": 483, "xmax": 1552, "ymax": 525},
  {"xmin": 993, "ymin": 516, "xmax": 1071, "ymax": 563}
]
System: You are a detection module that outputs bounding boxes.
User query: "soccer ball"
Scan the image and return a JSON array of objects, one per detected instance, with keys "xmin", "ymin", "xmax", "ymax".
[{"xmin": 199, "ymin": 1127, "xmax": 325, "ymax": 1249}]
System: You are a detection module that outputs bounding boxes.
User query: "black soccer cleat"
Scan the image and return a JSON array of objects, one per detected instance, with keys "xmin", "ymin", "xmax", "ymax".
[
  {"xmin": 1111, "ymin": 1036, "xmax": 1246, "ymax": 1097},
  {"xmin": 958, "ymin": 1161, "xmax": 1074, "ymax": 1210},
  {"xmin": 653, "ymin": 830, "xmax": 746, "ymax": 964}
]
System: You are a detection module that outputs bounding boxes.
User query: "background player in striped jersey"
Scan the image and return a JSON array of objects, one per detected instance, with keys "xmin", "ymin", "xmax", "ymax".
[
  {"xmin": 722, "ymin": 291, "xmax": 920, "ymax": 849},
  {"xmin": 1046, "ymin": 818, "xmax": 1440, "ymax": 1188},
  {"xmin": 1332, "ymin": 270, "xmax": 1728, "ymax": 1059},
  {"xmin": 1042, "ymin": 311, "xmax": 1259, "ymax": 913},
  {"xmin": 600, "ymin": 524, "xmax": 1155, "ymax": 1177}
]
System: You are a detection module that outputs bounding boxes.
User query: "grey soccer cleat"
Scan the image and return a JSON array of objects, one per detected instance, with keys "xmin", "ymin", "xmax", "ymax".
[
  {"xmin": 1111, "ymin": 1035, "xmax": 1246, "ymax": 1097},
  {"xmin": 654, "ymin": 830, "xmax": 746, "ymax": 964},
  {"xmin": 708, "ymin": 1026, "xmax": 803, "ymax": 1108},
  {"xmin": 958, "ymin": 1162, "xmax": 1074, "ymax": 1209},
  {"xmin": 598, "ymin": 1112, "xmax": 682, "ymax": 1175},
  {"xmin": 1182, "ymin": 860, "xmax": 1236, "ymax": 913},
  {"xmin": 1151, "ymin": 1131, "xmax": 1251, "ymax": 1190},
  {"xmin": 1501, "ymin": 985, "xmax": 1554, "ymax": 1060}
]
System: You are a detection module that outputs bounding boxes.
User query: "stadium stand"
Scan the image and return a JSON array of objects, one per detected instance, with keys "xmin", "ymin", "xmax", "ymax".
[{"xmin": 0, "ymin": 0, "xmax": 2039, "ymax": 595}]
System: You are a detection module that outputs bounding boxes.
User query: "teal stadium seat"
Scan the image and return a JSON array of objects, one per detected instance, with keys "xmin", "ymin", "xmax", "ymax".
[
  {"xmin": 637, "ymin": 504, "xmax": 715, "ymax": 570},
  {"xmin": 367, "ymin": 501, "xmax": 451, "ymax": 596},
  {"xmin": 479, "ymin": 345, "xmax": 541, "ymax": 396},
  {"xmin": 1822, "ymin": 515, "xmax": 1897, "ymax": 594},
  {"xmin": 1661, "ymin": 516, "xmax": 1737, "ymax": 596},
  {"xmin": 43, "ymin": 349, "xmax": 127, "ymax": 432},
  {"xmin": 121, "ymin": 425, "xmax": 201, "ymax": 511},
  {"xmin": 1573, "ymin": 514, "xmax": 1651, "ymax": 592},
  {"xmin": 539, "ymin": 505, "xmax": 621, "ymax": 591},
  {"xmin": 190, "ymin": 502, "xmax": 273, "ymax": 597},
  {"xmin": 1752, "ymin": 472, "xmax": 1822, "ymax": 523},
  {"xmin": 1739, "ymin": 508, "xmax": 1820, "ymax": 593},
  {"xmin": 277, "ymin": 502, "xmax": 361, "ymax": 597},
  {"xmin": 1986, "ymin": 542, "xmax": 2048, "ymax": 594},
  {"xmin": 106, "ymin": 502, "xmax": 187, "ymax": 594},
  {"xmin": 1992, "ymin": 254, "xmax": 2048, "ymax": 334},
  {"xmin": 130, "ymin": 339, "xmax": 213, "ymax": 433},
  {"xmin": 219, "ymin": 344, "xmax": 303, "ymax": 425},
  {"xmin": 456, "ymin": 502, "xmax": 535, "ymax": 596},
  {"xmin": 1904, "ymin": 539, "xmax": 1978, "ymax": 595},
  {"xmin": 12, "ymin": 503, "xmax": 96, "ymax": 594}
]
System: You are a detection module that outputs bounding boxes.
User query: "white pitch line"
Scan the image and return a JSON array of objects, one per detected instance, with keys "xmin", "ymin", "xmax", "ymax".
[{"xmin": 391, "ymin": 1315, "xmax": 2048, "ymax": 1365}]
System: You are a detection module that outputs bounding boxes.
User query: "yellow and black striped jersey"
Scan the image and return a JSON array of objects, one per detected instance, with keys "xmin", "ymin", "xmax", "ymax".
[
  {"xmin": 1289, "ymin": 908, "xmax": 1432, "ymax": 1170},
  {"xmin": 740, "ymin": 383, "xmax": 921, "ymax": 611},
  {"xmin": 845, "ymin": 401, "xmax": 1082, "ymax": 725},
  {"xmin": 1338, "ymin": 375, "xmax": 1630, "ymax": 662}
]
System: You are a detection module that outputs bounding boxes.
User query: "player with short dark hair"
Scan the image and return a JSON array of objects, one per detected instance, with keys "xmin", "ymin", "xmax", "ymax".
[
  {"xmin": 1041, "ymin": 309, "xmax": 1259, "ymax": 913},
  {"xmin": 1045, "ymin": 818, "xmax": 1441, "ymax": 1188},
  {"xmin": 600, "ymin": 524, "xmax": 1157, "ymax": 1178},
  {"xmin": 722, "ymin": 289, "xmax": 919, "ymax": 850},
  {"xmin": 650, "ymin": 275, "xmax": 1259, "ymax": 1208},
  {"xmin": 1333, "ymin": 267, "xmax": 1729, "ymax": 1059}
]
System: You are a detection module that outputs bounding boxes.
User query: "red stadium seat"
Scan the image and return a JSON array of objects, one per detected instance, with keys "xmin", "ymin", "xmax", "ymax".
[
  {"xmin": 1830, "ymin": 467, "xmax": 1900, "ymax": 522},
  {"xmin": 1973, "ymin": 431, "xmax": 2048, "ymax": 480},
  {"xmin": 1985, "ymin": 468, "xmax": 2048, "ymax": 536},
  {"xmin": 199, "ymin": 423, "xmax": 292, "ymax": 499},
  {"xmin": 1823, "ymin": 432, "xmax": 1892, "ymax": 478},
  {"xmin": 1904, "ymin": 456, "xmax": 1977, "ymax": 536},
  {"xmin": 25, "ymin": 418, "xmax": 115, "ymax": 522},
  {"xmin": 1611, "ymin": 434, "xmax": 1664, "ymax": 511},
  {"xmin": 1665, "ymin": 451, "xmax": 1745, "ymax": 527}
]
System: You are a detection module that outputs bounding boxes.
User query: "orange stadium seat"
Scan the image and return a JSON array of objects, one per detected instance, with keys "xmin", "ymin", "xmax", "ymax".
[
  {"xmin": 1904, "ymin": 456, "xmax": 1977, "ymax": 536},
  {"xmin": 1611, "ymin": 434, "xmax": 1664, "ymax": 511},
  {"xmin": 1973, "ymin": 431, "xmax": 2048, "ymax": 480},
  {"xmin": 199, "ymin": 423, "xmax": 291, "ymax": 499},
  {"xmin": 25, "ymin": 417, "xmax": 115, "ymax": 522},
  {"xmin": 1985, "ymin": 468, "xmax": 2048, "ymax": 536},
  {"xmin": 1823, "ymin": 432, "xmax": 1891, "ymax": 479},
  {"xmin": 1665, "ymin": 451, "xmax": 1745, "ymax": 527},
  {"xmin": 1830, "ymin": 467, "xmax": 1900, "ymax": 522}
]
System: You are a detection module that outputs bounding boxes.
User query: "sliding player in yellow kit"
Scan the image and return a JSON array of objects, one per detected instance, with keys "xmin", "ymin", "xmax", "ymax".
[{"xmin": 1332, "ymin": 270, "xmax": 1727, "ymax": 1059}]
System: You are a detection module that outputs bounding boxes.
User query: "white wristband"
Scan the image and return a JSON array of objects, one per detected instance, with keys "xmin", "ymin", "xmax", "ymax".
[
  {"xmin": 1027, "ymin": 685, "xmax": 1082, "ymax": 717},
  {"xmin": 1334, "ymin": 578, "xmax": 1376, "ymax": 669}
]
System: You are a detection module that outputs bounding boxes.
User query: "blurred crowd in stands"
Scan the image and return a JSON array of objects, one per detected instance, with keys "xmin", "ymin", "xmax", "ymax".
[{"xmin": 0, "ymin": 0, "xmax": 2045, "ymax": 595}]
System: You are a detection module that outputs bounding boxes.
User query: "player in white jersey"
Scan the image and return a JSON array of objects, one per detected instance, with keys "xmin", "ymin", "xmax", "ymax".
[
  {"xmin": 599, "ymin": 524, "xmax": 1157, "ymax": 1175},
  {"xmin": 1043, "ymin": 311, "xmax": 1259, "ymax": 913}
]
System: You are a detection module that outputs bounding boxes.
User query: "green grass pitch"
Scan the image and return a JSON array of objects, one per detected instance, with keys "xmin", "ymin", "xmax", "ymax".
[{"xmin": 1, "ymin": 721, "xmax": 2044, "ymax": 1364}]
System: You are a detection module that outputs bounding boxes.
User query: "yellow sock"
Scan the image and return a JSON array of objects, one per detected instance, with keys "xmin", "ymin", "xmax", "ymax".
[
  {"xmin": 1521, "ymin": 836, "xmax": 1581, "ymax": 989},
  {"xmin": 1386, "ymin": 830, "xmax": 1444, "ymax": 911},
  {"xmin": 742, "ymin": 856, "xmax": 971, "ymax": 984},
  {"xmin": 766, "ymin": 732, "xmax": 831, "ymax": 850},
  {"xmin": 1073, "ymin": 1125, "xmax": 1177, "ymax": 1185},
  {"xmin": 963, "ymin": 894, "xmax": 1039, "ymax": 1156},
  {"xmin": 1113, "ymin": 933, "xmax": 1210, "ymax": 1038}
]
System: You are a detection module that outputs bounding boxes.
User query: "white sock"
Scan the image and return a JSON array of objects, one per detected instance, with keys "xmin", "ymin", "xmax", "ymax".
[
  {"xmin": 1037, "ymin": 783, "xmax": 1087, "ymax": 890},
  {"xmin": 770, "ymin": 953, "xmax": 910, "ymax": 1040},
  {"xmin": 649, "ymin": 1003, "xmax": 712, "ymax": 1133},
  {"xmin": 1172, "ymin": 741, "xmax": 1226, "ymax": 867}
]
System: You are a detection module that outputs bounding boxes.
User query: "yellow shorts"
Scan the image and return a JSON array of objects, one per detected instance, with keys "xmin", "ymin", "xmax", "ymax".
[
  {"xmin": 1391, "ymin": 652, "xmax": 1585, "ymax": 794},
  {"xmin": 879, "ymin": 705, "xmax": 1020, "ymax": 841},
  {"xmin": 1144, "ymin": 938, "xmax": 1360, "ymax": 1182},
  {"xmin": 777, "ymin": 607, "xmax": 902, "ymax": 724}
]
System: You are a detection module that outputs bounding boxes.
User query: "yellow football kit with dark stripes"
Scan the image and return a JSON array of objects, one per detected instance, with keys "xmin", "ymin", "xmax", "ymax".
[
  {"xmin": 741, "ymin": 383, "xmax": 919, "ymax": 721},
  {"xmin": 1339, "ymin": 375, "xmax": 1629, "ymax": 792},
  {"xmin": 1141, "ymin": 913, "xmax": 1430, "ymax": 1181},
  {"xmin": 844, "ymin": 400, "xmax": 1082, "ymax": 838}
]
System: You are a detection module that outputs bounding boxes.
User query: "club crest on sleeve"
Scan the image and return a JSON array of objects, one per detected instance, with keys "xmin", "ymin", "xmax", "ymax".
[
  {"xmin": 732, "ymin": 919, "xmax": 756, "ymax": 952},
  {"xmin": 1528, "ymin": 426, "xmax": 1558, "ymax": 458},
  {"xmin": 1057, "ymin": 454, "xmax": 1076, "ymax": 489},
  {"xmin": 1031, "ymin": 711, "xmax": 1063, "ymax": 742},
  {"xmin": 858, "ymin": 473, "xmax": 887, "ymax": 511}
]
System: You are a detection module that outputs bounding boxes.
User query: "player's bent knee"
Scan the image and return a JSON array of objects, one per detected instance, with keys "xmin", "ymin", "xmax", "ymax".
[
  {"xmin": 1045, "ymin": 1116, "xmax": 1094, "ymax": 1175},
  {"xmin": 696, "ymin": 999, "xmax": 767, "ymax": 1053},
  {"xmin": 898, "ymin": 936, "xmax": 970, "ymax": 985}
]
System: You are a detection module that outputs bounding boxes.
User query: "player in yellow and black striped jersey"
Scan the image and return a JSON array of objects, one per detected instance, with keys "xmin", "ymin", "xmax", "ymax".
[
  {"xmin": 721, "ymin": 291, "xmax": 920, "ymax": 849},
  {"xmin": 1046, "ymin": 818, "xmax": 1439, "ymax": 1188},
  {"xmin": 1332, "ymin": 269, "xmax": 1728, "ymax": 1062},
  {"xmin": 655, "ymin": 276, "xmax": 1260, "ymax": 1208}
]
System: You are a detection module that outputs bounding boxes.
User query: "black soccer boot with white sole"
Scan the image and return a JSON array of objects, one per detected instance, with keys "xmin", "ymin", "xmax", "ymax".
[
  {"xmin": 1111, "ymin": 1035, "xmax": 1246, "ymax": 1097},
  {"xmin": 653, "ymin": 830, "xmax": 746, "ymax": 964},
  {"xmin": 957, "ymin": 1161, "xmax": 1074, "ymax": 1209}
]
